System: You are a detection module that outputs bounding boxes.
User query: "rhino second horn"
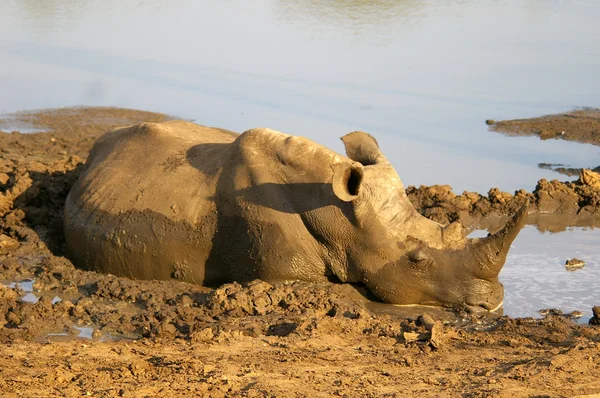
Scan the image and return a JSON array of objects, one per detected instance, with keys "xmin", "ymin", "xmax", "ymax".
[{"xmin": 473, "ymin": 200, "xmax": 529, "ymax": 279}]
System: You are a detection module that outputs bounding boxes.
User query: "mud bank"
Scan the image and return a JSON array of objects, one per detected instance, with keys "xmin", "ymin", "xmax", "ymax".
[
  {"xmin": 406, "ymin": 168, "xmax": 600, "ymax": 232},
  {"xmin": 486, "ymin": 109, "xmax": 600, "ymax": 177},
  {"xmin": 486, "ymin": 108, "xmax": 600, "ymax": 145},
  {"xmin": 414, "ymin": 110, "xmax": 600, "ymax": 231},
  {"xmin": 1, "ymin": 107, "xmax": 600, "ymax": 397}
]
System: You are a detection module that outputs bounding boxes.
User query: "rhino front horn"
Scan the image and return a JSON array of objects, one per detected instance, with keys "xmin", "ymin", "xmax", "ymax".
[{"xmin": 473, "ymin": 200, "xmax": 529, "ymax": 279}]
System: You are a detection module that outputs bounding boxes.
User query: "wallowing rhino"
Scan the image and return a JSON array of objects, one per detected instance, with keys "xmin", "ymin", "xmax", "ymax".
[{"xmin": 64, "ymin": 121, "xmax": 527, "ymax": 310}]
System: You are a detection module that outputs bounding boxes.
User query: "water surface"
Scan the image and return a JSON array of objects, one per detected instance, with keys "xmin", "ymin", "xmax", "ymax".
[{"xmin": 502, "ymin": 225, "xmax": 600, "ymax": 322}]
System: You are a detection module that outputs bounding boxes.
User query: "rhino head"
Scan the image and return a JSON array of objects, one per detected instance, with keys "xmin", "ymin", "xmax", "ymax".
[{"xmin": 329, "ymin": 132, "xmax": 526, "ymax": 311}]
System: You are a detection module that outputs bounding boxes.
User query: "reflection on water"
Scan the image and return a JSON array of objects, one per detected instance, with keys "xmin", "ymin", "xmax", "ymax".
[
  {"xmin": 273, "ymin": 0, "xmax": 428, "ymax": 41},
  {"xmin": 8, "ymin": 0, "xmax": 86, "ymax": 36}
]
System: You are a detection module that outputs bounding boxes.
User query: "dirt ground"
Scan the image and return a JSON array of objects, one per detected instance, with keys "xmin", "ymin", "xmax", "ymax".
[{"xmin": 1, "ymin": 107, "xmax": 600, "ymax": 397}]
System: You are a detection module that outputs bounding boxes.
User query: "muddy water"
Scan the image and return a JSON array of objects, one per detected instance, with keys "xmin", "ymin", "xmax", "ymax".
[
  {"xmin": 502, "ymin": 226, "xmax": 600, "ymax": 322},
  {"xmin": 1, "ymin": 1, "xmax": 600, "ymax": 318},
  {"xmin": 468, "ymin": 224, "xmax": 600, "ymax": 321}
]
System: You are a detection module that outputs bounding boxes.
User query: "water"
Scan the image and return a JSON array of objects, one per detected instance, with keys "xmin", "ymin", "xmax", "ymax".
[
  {"xmin": 1, "ymin": 0, "xmax": 600, "ymax": 318},
  {"xmin": 502, "ymin": 225, "xmax": 600, "ymax": 322},
  {"xmin": 2, "ymin": 0, "xmax": 600, "ymax": 192}
]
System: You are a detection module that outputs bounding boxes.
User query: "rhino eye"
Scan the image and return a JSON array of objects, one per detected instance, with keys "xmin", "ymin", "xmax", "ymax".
[{"xmin": 408, "ymin": 250, "xmax": 432, "ymax": 270}]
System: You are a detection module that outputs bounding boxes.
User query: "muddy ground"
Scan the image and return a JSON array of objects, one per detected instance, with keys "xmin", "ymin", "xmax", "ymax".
[{"xmin": 1, "ymin": 107, "xmax": 600, "ymax": 397}]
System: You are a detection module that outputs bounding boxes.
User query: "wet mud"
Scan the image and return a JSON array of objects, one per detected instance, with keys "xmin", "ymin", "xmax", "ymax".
[
  {"xmin": 486, "ymin": 108, "xmax": 600, "ymax": 176},
  {"xmin": 1, "ymin": 107, "xmax": 600, "ymax": 397},
  {"xmin": 406, "ymin": 168, "xmax": 600, "ymax": 232},
  {"xmin": 486, "ymin": 108, "xmax": 600, "ymax": 145}
]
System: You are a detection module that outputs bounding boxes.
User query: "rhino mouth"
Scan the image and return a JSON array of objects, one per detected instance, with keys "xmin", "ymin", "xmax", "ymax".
[
  {"xmin": 465, "ymin": 293, "xmax": 504, "ymax": 312},
  {"xmin": 466, "ymin": 300, "xmax": 504, "ymax": 312}
]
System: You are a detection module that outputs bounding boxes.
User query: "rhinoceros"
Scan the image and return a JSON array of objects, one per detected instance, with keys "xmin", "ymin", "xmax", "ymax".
[{"xmin": 64, "ymin": 121, "xmax": 526, "ymax": 310}]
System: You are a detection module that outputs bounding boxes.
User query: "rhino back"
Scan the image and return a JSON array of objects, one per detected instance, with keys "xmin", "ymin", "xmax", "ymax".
[{"xmin": 65, "ymin": 121, "xmax": 237, "ymax": 284}]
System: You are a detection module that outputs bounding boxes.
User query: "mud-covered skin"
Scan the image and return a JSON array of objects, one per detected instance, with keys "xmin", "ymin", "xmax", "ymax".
[{"xmin": 65, "ymin": 121, "xmax": 526, "ymax": 308}]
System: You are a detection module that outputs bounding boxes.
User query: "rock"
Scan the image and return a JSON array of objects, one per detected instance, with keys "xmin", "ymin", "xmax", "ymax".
[
  {"xmin": 417, "ymin": 314, "xmax": 436, "ymax": 331},
  {"xmin": 402, "ymin": 332, "xmax": 428, "ymax": 343},
  {"xmin": 428, "ymin": 321, "xmax": 445, "ymax": 349},
  {"xmin": 564, "ymin": 258, "xmax": 585, "ymax": 271}
]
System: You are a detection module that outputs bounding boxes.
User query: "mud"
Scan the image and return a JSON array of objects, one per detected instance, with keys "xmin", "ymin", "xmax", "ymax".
[
  {"xmin": 486, "ymin": 108, "xmax": 600, "ymax": 145},
  {"xmin": 486, "ymin": 108, "xmax": 600, "ymax": 176},
  {"xmin": 406, "ymin": 168, "xmax": 600, "ymax": 232},
  {"xmin": 1, "ymin": 107, "xmax": 600, "ymax": 397}
]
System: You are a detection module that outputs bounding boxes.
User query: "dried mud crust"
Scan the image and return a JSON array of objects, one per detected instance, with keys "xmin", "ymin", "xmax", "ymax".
[{"xmin": 1, "ymin": 107, "xmax": 600, "ymax": 397}]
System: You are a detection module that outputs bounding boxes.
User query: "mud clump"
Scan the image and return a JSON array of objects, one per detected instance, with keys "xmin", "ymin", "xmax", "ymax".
[
  {"xmin": 407, "ymin": 168, "xmax": 600, "ymax": 231},
  {"xmin": 564, "ymin": 258, "xmax": 585, "ymax": 271},
  {"xmin": 1, "ymin": 107, "xmax": 600, "ymax": 396}
]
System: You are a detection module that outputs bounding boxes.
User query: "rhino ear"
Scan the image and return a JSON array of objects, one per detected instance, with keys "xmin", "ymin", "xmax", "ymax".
[
  {"xmin": 331, "ymin": 162, "xmax": 363, "ymax": 202},
  {"xmin": 341, "ymin": 131, "xmax": 382, "ymax": 165}
]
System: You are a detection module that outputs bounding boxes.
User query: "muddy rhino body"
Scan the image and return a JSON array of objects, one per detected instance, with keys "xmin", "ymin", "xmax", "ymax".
[{"xmin": 65, "ymin": 121, "xmax": 526, "ymax": 308}]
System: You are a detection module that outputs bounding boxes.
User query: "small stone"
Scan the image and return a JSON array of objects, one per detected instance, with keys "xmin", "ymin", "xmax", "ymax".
[
  {"xmin": 417, "ymin": 314, "xmax": 436, "ymax": 331},
  {"xmin": 565, "ymin": 258, "xmax": 585, "ymax": 271},
  {"xmin": 429, "ymin": 321, "xmax": 445, "ymax": 349}
]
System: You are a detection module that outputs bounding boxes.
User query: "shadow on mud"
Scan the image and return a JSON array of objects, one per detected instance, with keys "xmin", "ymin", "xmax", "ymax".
[{"xmin": 9, "ymin": 165, "xmax": 85, "ymax": 255}]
